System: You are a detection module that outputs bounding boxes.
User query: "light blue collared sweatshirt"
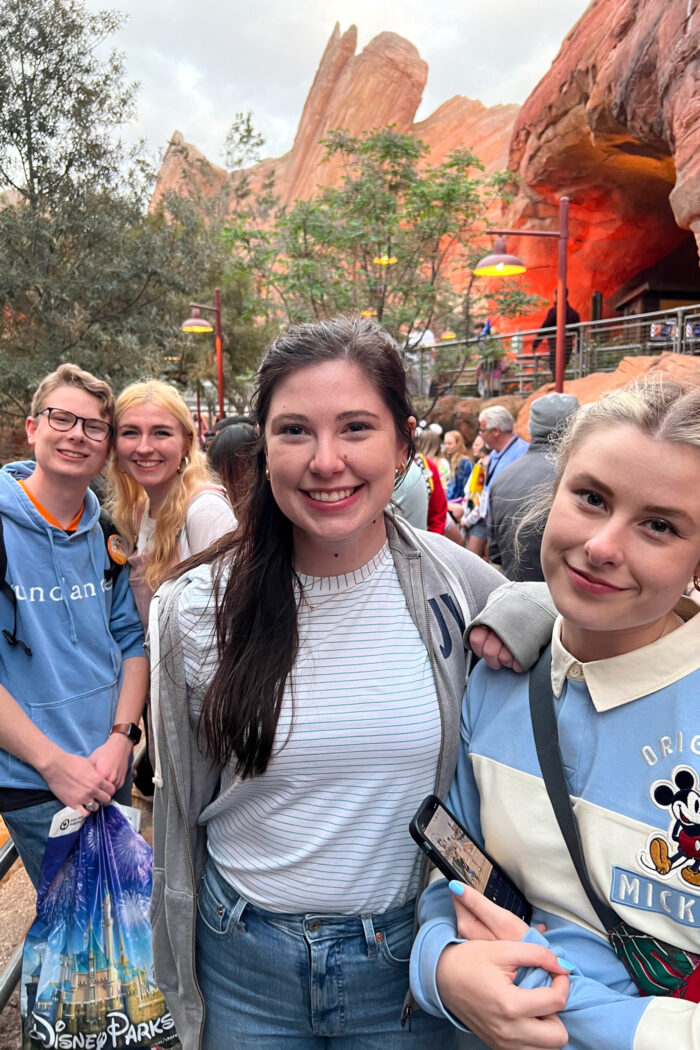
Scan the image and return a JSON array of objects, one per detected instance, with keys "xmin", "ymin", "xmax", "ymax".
[
  {"xmin": 0, "ymin": 462, "xmax": 145, "ymax": 792},
  {"xmin": 410, "ymin": 608, "xmax": 700, "ymax": 1050}
]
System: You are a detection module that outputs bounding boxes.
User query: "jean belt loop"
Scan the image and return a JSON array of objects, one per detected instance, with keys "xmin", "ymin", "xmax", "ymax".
[
  {"xmin": 230, "ymin": 893, "xmax": 248, "ymax": 928},
  {"xmin": 361, "ymin": 913, "xmax": 379, "ymax": 958}
]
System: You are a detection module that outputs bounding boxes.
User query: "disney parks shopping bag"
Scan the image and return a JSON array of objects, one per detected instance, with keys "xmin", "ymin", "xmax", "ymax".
[{"xmin": 20, "ymin": 802, "xmax": 178, "ymax": 1050}]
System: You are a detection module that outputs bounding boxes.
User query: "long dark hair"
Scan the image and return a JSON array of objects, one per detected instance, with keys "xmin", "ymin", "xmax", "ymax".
[
  {"xmin": 196, "ymin": 316, "xmax": 415, "ymax": 778},
  {"xmin": 206, "ymin": 422, "xmax": 257, "ymax": 519}
]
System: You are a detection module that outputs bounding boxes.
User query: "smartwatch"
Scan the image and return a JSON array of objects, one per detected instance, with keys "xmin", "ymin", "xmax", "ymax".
[{"xmin": 110, "ymin": 722, "xmax": 142, "ymax": 745}]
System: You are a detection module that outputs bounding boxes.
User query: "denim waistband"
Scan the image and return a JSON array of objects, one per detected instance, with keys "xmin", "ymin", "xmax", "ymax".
[{"xmin": 203, "ymin": 859, "xmax": 416, "ymax": 953}]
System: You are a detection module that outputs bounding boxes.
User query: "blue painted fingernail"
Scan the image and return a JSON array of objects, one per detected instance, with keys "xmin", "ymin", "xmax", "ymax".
[
  {"xmin": 448, "ymin": 880, "xmax": 465, "ymax": 896},
  {"xmin": 557, "ymin": 957, "xmax": 575, "ymax": 970}
]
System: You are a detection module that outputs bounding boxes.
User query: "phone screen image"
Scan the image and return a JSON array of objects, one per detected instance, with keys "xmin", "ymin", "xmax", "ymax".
[
  {"xmin": 423, "ymin": 805, "xmax": 494, "ymax": 894},
  {"xmin": 412, "ymin": 796, "xmax": 531, "ymax": 922}
]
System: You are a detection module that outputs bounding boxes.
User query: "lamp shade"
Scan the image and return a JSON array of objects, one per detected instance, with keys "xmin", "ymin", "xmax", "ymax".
[
  {"xmin": 181, "ymin": 306, "xmax": 214, "ymax": 334},
  {"xmin": 473, "ymin": 237, "xmax": 526, "ymax": 277}
]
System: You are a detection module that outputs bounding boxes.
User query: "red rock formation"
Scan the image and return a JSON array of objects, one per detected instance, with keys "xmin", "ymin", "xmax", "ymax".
[
  {"xmin": 279, "ymin": 27, "xmax": 427, "ymax": 205},
  {"xmin": 415, "ymin": 97, "xmax": 519, "ymax": 171},
  {"xmin": 150, "ymin": 131, "xmax": 230, "ymax": 211},
  {"xmin": 150, "ymin": 25, "xmax": 517, "ymax": 213},
  {"xmin": 499, "ymin": 0, "xmax": 700, "ymax": 326},
  {"xmin": 151, "ymin": 6, "xmax": 700, "ymax": 337}
]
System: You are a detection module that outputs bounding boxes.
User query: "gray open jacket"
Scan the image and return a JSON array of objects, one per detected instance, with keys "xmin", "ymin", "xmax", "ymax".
[{"xmin": 148, "ymin": 514, "xmax": 555, "ymax": 1050}]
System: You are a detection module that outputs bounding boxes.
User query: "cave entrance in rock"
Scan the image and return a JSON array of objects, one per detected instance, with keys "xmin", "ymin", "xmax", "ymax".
[{"xmin": 612, "ymin": 236, "xmax": 700, "ymax": 317}]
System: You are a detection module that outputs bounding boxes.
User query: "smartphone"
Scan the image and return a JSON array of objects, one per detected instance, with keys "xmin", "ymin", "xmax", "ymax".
[{"xmin": 410, "ymin": 794, "xmax": 532, "ymax": 923}]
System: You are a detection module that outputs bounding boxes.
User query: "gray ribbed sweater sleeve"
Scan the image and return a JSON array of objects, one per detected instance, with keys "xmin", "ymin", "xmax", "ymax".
[{"xmin": 468, "ymin": 579, "xmax": 556, "ymax": 670}]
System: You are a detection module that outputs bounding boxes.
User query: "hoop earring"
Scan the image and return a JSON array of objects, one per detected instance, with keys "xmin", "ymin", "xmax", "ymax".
[
  {"xmin": 395, "ymin": 461, "xmax": 407, "ymax": 480},
  {"xmin": 265, "ymin": 465, "xmax": 270, "ymax": 481},
  {"xmin": 694, "ymin": 575, "xmax": 700, "ymax": 592},
  {"xmin": 177, "ymin": 456, "xmax": 189, "ymax": 475}
]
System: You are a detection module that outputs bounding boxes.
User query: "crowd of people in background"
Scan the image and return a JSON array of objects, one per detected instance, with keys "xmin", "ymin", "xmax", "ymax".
[{"xmin": 1, "ymin": 313, "xmax": 699, "ymax": 1050}]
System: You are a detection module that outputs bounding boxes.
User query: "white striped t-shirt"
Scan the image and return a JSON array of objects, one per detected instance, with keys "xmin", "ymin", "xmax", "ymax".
[{"xmin": 180, "ymin": 543, "xmax": 442, "ymax": 914}]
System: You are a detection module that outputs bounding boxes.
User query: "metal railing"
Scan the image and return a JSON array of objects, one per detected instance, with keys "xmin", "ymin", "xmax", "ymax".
[{"xmin": 430, "ymin": 303, "xmax": 700, "ymax": 398}]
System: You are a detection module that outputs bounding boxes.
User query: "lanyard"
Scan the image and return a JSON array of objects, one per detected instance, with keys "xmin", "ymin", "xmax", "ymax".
[{"xmin": 486, "ymin": 436, "xmax": 517, "ymax": 484}]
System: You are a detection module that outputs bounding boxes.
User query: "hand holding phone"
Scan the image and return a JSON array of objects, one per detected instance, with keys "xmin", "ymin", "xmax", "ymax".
[
  {"xmin": 410, "ymin": 794, "xmax": 532, "ymax": 923},
  {"xmin": 449, "ymin": 879, "xmax": 530, "ymax": 943}
]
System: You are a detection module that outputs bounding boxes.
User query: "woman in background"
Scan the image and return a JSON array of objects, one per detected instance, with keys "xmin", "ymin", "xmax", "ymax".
[
  {"xmin": 444, "ymin": 430, "xmax": 472, "ymax": 502},
  {"xmin": 107, "ymin": 381, "xmax": 236, "ymax": 791},
  {"xmin": 416, "ymin": 428, "xmax": 450, "ymax": 492},
  {"xmin": 445, "ymin": 430, "xmax": 473, "ymax": 524},
  {"xmin": 108, "ymin": 380, "xmax": 236, "ymax": 624},
  {"xmin": 206, "ymin": 420, "xmax": 257, "ymax": 521}
]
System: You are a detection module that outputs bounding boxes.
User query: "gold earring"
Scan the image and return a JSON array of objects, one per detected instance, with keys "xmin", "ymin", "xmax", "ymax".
[
  {"xmin": 265, "ymin": 465, "xmax": 270, "ymax": 481},
  {"xmin": 395, "ymin": 461, "xmax": 407, "ymax": 480},
  {"xmin": 694, "ymin": 575, "xmax": 700, "ymax": 592}
]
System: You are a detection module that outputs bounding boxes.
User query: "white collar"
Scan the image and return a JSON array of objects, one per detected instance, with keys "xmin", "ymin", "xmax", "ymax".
[{"xmin": 550, "ymin": 598, "xmax": 700, "ymax": 710}]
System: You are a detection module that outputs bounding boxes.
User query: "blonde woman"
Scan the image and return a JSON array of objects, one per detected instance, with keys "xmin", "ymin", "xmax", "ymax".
[
  {"xmin": 413, "ymin": 380, "xmax": 700, "ymax": 1048},
  {"xmin": 108, "ymin": 380, "xmax": 236, "ymax": 626},
  {"xmin": 443, "ymin": 430, "xmax": 472, "ymax": 503}
]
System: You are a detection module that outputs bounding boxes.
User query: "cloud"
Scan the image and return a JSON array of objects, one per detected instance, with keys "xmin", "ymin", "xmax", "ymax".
[{"xmin": 86, "ymin": 0, "xmax": 590, "ymax": 162}]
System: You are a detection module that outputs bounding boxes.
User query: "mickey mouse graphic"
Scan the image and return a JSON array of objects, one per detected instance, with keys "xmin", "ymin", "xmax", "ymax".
[{"xmin": 646, "ymin": 766, "xmax": 700, "ymax": 887}]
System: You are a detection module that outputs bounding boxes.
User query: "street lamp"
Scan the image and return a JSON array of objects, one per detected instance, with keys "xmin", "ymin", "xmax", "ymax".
[
  {"xmin": 181, "ymin": 287, "xmax": 225, "ymax": 420},
  {"xmin": 474, "ymin": 197, "xmax": 570, "ymax": 392}
]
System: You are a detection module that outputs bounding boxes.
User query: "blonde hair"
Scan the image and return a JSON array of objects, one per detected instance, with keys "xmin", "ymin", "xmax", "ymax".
[
  {"xmin": 107, "ymin": 380, "xmax": 211, "ymax": 591},
  {"xmin": 515, "ymin": 378, "xmax": 700, "ymax": 561},
  {"xmin": 445, "ymin": 429, "xmax": 469, "ymax": 477},
  {"xmin": 31, "ymin": 364, "xmax": 114, "ymax": 421}
]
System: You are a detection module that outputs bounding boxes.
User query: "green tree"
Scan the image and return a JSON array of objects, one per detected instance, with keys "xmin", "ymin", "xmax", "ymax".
[
  {"xmin": 0, "ymin": 0, "xmax": 235, "ymax": 418},
  {"xmin": 222, "ymin": 127, "xmax": 539, "ymax": 394}
]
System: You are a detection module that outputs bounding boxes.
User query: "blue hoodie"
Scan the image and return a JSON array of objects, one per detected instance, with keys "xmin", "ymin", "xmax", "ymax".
[{"xmin": 0, "ymin": 462, "xmax": 145, "ymax": 792}]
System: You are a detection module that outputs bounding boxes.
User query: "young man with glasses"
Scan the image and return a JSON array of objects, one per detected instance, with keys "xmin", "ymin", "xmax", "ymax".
[{"xmin": 0, "ymin": 364, "xmax": 147, "ymax": 889}]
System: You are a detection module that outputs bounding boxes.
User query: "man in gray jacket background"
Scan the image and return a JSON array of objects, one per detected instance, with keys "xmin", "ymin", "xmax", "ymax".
[{"xmin": 488, "ymin": 393, "xmax": 579, "ymax": 581}]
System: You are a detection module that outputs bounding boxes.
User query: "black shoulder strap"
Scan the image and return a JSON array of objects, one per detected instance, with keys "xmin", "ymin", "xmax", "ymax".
[
  {"xmin": 529, "ymin": 644, "xmax": 619, "ymax": 931},
  {"xmin": 98, "ymin": 510, "xmax": 125, "ymax": 585},
  {"xmin": 0, "ymin": 515, "xmax": 32, "ymax": 657}
]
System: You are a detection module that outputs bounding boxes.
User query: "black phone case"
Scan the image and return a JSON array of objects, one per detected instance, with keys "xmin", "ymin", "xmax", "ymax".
[{"xmin": 410, "ymin": 794, "xmax": 532, "ymax": 923}]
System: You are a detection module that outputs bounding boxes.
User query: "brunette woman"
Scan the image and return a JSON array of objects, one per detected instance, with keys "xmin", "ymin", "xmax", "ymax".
[{"xmin": 148, "ymin": 318, "xmax": 554, "ymax": 1050}]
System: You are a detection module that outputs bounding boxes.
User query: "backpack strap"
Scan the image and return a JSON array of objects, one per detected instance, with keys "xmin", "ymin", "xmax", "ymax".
[
  {"xmin": 0, "ymin": 515, "xmax": 32, "ymax": 657},
  {"xmin": 98, "ymin": 510, "xmax": 127, "ymax": 585}
]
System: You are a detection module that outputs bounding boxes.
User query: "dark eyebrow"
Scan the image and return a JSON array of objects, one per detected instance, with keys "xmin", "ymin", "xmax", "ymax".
[
  {"xmin": 336, "ymin": 410, "xmax": 382, "ymax": 422},
  {"xmin": 571, "ymin": 472, "xmax": 695, "ymax": 526},
  {"xmin": 270, "ymin": 410, "xmax": 382, "ymax": 425}
]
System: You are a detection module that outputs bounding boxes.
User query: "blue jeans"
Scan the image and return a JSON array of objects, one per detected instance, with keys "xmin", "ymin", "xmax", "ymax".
[
  {"xmin": 196, "ymin": 861, "xmax": 460, "ymax": 1049},
  {"xmin": 2, "ymin": 777, "xmax": 132, "ymax": 890}
]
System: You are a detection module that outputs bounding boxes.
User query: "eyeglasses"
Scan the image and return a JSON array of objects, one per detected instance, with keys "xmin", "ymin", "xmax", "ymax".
[{"xmin": 36, "ymin": 407, "xmax": 113, "ymax": 442}]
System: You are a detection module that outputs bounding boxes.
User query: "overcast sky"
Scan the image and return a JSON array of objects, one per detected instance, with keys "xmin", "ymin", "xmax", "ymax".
[{"xmin": 87, "ymin": 0, "xmax": 590, "ymax": 166}]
